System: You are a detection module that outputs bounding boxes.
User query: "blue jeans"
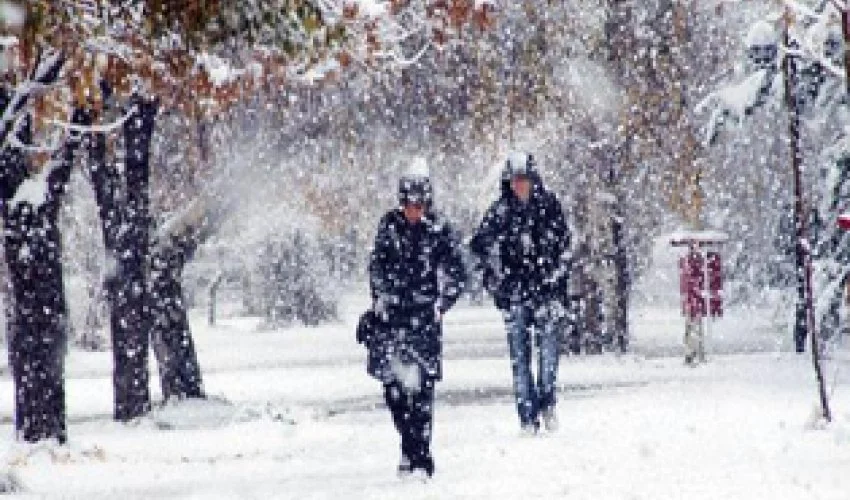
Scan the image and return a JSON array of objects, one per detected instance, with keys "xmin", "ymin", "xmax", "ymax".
[{"xmin": 504, "ymin": 302, "xmax": 561, "ymax": 426}]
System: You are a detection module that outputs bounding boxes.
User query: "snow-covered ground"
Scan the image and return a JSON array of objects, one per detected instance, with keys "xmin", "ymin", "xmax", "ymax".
[{"xmin": 1, "ymin": 293, "xmax": 849, "ymax": 499}]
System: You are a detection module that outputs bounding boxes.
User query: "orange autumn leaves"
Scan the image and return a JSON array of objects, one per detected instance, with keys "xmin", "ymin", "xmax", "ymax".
[{"xmin": 2, "ymin": 0, "xmax": 497, "ymax": 148}]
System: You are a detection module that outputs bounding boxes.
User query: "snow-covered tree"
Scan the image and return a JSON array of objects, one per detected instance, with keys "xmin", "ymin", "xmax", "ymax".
[
  {"xmin": 698, "ymin": 0, "xmax": 841, "ymax": 422},
  {"xmin": 0, "ymin": 0, "xmax": 494, "ymax": 443}
]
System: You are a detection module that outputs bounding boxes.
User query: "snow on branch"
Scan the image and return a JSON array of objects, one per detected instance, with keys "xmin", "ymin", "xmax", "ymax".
[
  {"xmin": 786, "ymin": 0, "xmax": 826, "ymax": 18},
  {"xmin": 696, "ymin": 70, "xmax": 777, "ymax": 145},
  {"xmin": 780, "ymin": 1, "xmax": 847, "ymax": 79},
  {"xmin": 371, "ymin": 38, "xmax": 432, "ymax": 69},
  {"xmin": 8, "ymin": 127, "xmax": 65, "ymax": 154},
  {"xmin": 0, "ymin": 49, "xmax": 66, "ymax": 151},
  {"xmin": 156, "ymin": 196, "xmax": 210, "ymax": 245},
  {"xmin": 784, "ymin": 43, "xmax": 844, "ymax": 78},
  {"xmin": 699, "ymin": 0, "xmax": 850, "ymax": 145},
  {"xmin": 195, "ymin": 53, "xmax": 244, "ymax": 88},
  {"xmin": 47, "ymin": 104, "xmax": 137, "ymax": 134},
  {"xmin": 829, "ymin": 0, "xmax": 847, "ymax": 12},
  {"xmin": 8, "ymin": 157, "xmax": 60, "ymax": 208}
]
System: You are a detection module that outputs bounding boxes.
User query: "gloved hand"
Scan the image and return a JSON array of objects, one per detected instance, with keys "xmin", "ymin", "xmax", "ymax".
[
  {"xmin": 541, "ymin": 275, "xmax": 557, "ymax": 299},
  {"xmin": 373, "ymin": 293, "xmax": 398, "ymax": 322},
  {"xmin": 477, "ymin": 254, "xmax": 503, "ymax": 296},
  {"xmin": 547, "ymin": 298, "xmax": 567, "ymax": 321},
  {"xmin": 542, "ymin": 271, "xmax": 568, "ymax": 300}
]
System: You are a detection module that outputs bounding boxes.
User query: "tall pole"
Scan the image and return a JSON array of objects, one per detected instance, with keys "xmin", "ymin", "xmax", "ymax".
[
  {"xmin": 782, "ymin": 10, "xmax": 811, "ymax": 354},
  {"xmin": 843, "ymin": 5, "xmax": 850, "ymax": 96},
  {"xmin": 783, "ymin": 7, "xmax": 831, "ymax": 422}
]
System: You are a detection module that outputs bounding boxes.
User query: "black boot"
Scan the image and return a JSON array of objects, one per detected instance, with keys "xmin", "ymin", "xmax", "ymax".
[{"xmin": 413, "ymin": 455, "xmax": 434, "ymax": 477}]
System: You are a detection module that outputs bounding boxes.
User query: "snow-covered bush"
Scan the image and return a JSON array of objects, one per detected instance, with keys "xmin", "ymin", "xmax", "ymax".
[{"xmin": 252, "ymin": 232, "xmax": 339, "ymax": 328}]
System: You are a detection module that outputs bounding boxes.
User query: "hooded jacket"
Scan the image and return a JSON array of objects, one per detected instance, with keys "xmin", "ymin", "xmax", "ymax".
[
  {"xmin": 469, "ymin": 162, "xmax": 571, "ymax": 310},
  {"xmin": 366, "ymin": 209, "xmax": 466, "ymax": 381}
]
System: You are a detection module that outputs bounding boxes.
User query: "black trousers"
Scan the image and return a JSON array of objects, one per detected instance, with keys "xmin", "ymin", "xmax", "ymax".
[{"xmin": 383, "ymin": 377, "xmax": 435, "ymax": 466}]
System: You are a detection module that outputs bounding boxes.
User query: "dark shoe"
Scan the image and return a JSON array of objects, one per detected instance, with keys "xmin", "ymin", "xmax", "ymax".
[
  {"xmin": 520, "ymin": 421, "xmax": 540, "ymax": 436},
  {"xmin": 397, "ymin": 454, "xmax": 413, "ymax": 476},
  {"xmin": 411, "ymin": 456, "xmax": 435, "ymax": 478},
  {"xmin": 422, "ymin": 456, "xmax": 435, "ymax": 477}
]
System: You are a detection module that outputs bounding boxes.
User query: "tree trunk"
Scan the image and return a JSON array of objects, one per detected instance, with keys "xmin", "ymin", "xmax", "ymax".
[
  {"xmin": 611, "ymin": 199, "xmax": 630, "ymax": 353},
  {"xmin": 87, "ymin": 115, "xmax": 149, "ymax": 420},
  {"xmin": 209, "ymin": 273, "xmax": 224, "ymax": 326},
  {"xmin": 2, "ymin": 120, "xmax": 77, "ymax": 443},
  {"xmin": 89, "ymin": 93, "xmax": 206, "ymax": 409},
  {"xmin": 150, "ymin": 235, "xmax": 204, "ymax": 400},
  {"xmin": 782, "ymin": 9, "xmax": 830, "ymax": 422},
  {"xmin": 603, "ymin": 0, "xmax": 638, "ymax": 353},
  {"xmin": 0, "ymin": 52, "xmax": 74, "ymax": 443},
  {"xmin": 780, "ymin": 13, "xmax": 814, "ymax": 355},
  {"xmin": 109, "ymin": 95, "xmax": 159, "ymax": 421}
]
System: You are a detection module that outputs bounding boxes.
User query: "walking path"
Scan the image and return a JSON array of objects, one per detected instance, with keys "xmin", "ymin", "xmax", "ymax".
[{"xmin": 1, "ymin": 295, "xmax": 848, "ymax": 499}]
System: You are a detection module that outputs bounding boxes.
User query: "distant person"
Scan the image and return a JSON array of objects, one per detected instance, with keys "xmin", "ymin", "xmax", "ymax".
[
  {"xmin": 359, "ymin": 159, "xmax": 466, "ymax": 478},
  {"xmin": 470, "ymin": 151, "xmax": 571, "ymax": 434}
]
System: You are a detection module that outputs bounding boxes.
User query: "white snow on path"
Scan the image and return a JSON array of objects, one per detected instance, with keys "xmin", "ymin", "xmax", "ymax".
[{"xmin": 1, "ymin": 295, "xmax": 849, "ymax": 499}]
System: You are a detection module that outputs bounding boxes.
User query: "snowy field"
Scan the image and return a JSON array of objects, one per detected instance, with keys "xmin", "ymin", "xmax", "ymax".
[{"xmin": 1, "ymin": 293, "xmax": 849, "ymax": 499}]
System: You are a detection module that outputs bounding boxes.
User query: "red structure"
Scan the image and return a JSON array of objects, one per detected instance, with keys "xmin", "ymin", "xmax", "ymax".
[
  {"xmin": 673, "ymin": 232, "xmax": 727, "ymax": 319},
  {"xmin": 671, "ymin": 231, "xmax": 728, "ymax": 364},
  {"xmin": 679, "ymin": 248, "xmax": 705, "ymax": 319},
  {"xmin": 707, "ymin": 251, "xmax": 723, "ymax": 318},
  {"xmin": 678, "ymin": 248, "xmax": 723, "ymax": 319}
]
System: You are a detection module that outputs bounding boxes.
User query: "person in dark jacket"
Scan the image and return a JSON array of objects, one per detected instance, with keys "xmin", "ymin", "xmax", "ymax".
[
  {"xmin": 470, "ymin": 151, "xmax": 571, "ymax": 434},
  {"xmin": 366, "ymin": 160, "xmax": 466, "ymax": 478}
]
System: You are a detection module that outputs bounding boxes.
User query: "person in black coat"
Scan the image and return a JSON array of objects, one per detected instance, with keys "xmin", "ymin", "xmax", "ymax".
[
  {"xmin": 363, "ymin": 162, "xmax": 466, "ymax": 478},
  {"xmin": 470, "ymin": 151, "xmax": 571, "ymax": 434}
]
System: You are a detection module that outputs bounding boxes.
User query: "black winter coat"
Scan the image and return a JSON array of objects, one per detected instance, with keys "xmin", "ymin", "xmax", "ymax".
[
  {"xmin": 470, "ymin": 170, "xmax": 570, "ymax": 311},
  {"xmin": 365, "ymin": 209, "xmax": 466, "ymax": 382}
]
